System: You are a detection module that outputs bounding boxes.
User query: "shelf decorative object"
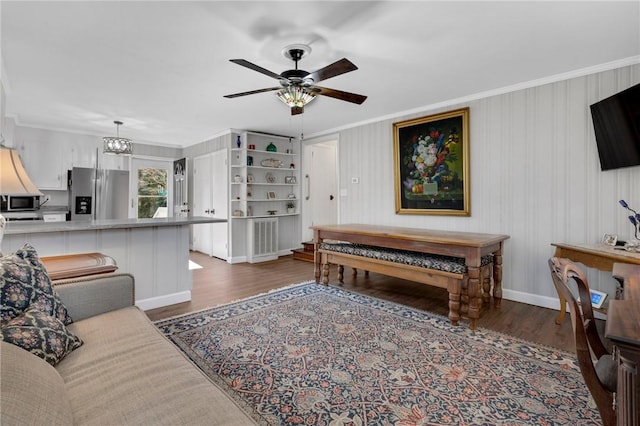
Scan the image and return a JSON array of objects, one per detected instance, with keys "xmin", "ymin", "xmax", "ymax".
[
  {"xmin": 619, "ymin": 199, "xmax": 640, "ymax": 252},
  {"xmin": 236, "ymin": 135, "xmax": 242, "ymax": 148},
  {"xmin": 261, "ymin": 158, "xmax": 282, "ymax": 168},
  {"xmin": 266, "ymin": 142, "xmax": 277, "ymax": 152},
  {"xmin": 266, "ymin": 173, "xmax": 276, "ymax": 183},
  {"xmin": 286, "ymin": 201, "xmax": 295, "ymax": 214}
]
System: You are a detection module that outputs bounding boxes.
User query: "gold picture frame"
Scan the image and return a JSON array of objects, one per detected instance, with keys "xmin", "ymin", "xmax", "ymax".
[{"xmin": 393, "ymin": 107, "xmax": 470, "ymax": 216}]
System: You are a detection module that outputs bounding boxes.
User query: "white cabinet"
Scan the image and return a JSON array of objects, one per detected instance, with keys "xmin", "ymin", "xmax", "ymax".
[{"xmin": 18, "ymin": 139, "xmax": 68, "ymax": 190}]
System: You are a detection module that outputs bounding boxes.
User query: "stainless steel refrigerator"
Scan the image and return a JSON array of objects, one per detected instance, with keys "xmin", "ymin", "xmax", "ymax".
[{"xmin": 68, "ymin": 167, "xmax": 129, "ymax": 221}]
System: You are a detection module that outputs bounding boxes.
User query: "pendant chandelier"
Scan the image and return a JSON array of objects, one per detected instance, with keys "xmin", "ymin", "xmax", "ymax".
[{"xmin": 103, "ymin": 120, "xmax": 133, "ymax": 155}]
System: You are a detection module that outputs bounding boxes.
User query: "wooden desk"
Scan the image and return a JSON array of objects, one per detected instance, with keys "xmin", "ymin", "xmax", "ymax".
[
  {"xmin": 551, "ymin": 243, "xmax": 640, "ymax": 324},
  {"xmin": 605, "ymin": 263, "xmax": 640, "ymax": 426},
  {"xmin": 312, "ymin": 224, "xmax": 509, "ymax": 330}
]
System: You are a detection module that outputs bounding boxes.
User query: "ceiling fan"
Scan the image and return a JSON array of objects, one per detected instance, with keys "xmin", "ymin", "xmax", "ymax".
[{"xmin": 224, "ymin": 44, "xmax": 367, "ymax": 115}]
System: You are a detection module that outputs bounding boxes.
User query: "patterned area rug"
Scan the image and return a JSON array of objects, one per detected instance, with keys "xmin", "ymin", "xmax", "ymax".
[{"xmin": 156, "ymin": 282, "xmax": 601, "ymax": 425}]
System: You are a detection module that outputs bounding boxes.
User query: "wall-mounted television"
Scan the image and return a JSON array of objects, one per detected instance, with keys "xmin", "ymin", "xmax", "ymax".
[{"xmin": 590, "ymin": 82, "xmax": 640, "ymax": 171}]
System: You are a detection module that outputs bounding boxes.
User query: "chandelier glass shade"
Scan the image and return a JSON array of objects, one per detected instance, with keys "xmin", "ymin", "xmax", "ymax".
[
  {"xmin": 103, "ymin": 121, "xmax": 133, "ymax": 155},
  {"xmin": 276, "ymin": 86, "xmax": 316, "ymax": 108}
]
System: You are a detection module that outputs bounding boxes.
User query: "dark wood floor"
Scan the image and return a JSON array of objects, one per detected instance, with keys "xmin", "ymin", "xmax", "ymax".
[{"xmin": 146, "ymin": 251, "xmax": 596, "ymax": 353}]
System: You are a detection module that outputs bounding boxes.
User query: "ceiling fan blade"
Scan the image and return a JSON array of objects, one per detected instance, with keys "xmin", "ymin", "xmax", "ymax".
[
  {"xmin": 306, "ymin": 58, "xmax": 358, "ymax": 84},
  {"xmin": 223, "ymin": 87, "xmax": 281, "ymax": 98},
  {"xmin": 313, "ymin": 86, "xmax": 367, "ymax": 104},
  {"xmin": 229, "ymin": 59, "xmax": 282, "ymax": 80}
]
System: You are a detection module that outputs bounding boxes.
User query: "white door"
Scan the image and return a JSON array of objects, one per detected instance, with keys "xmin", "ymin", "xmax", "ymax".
[
  {"xmin": 192, "ymin": 154, "xmax": 213, "ymax": 255},
  {"xmin": 192, "ymin": 151, "xmax": 229, "ymax": 259},
  {"xmin": 129, "ymin": 157, "xmax": 173, "ymax": 219},
  {"xmin": 173, "ymin": 158, "xmax": 188, "ymax": 217},
  {"xmin": 302, "ymin": 140, "xmax": 338, "ymax": 242},
  {"xmin": 210, "ymin": 149, "xmax": 228, "ymax": 260}
]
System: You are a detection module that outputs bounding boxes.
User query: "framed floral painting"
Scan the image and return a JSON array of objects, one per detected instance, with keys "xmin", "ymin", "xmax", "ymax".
[{"xmin": 393, "ymin": 107, "xmax": 470, "ymax": 216}]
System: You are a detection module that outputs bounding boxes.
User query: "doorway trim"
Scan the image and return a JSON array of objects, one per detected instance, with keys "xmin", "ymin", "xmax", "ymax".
[
  {"xmin": 301, "ymin": 133, "xmax": 340, "ymax": 242},
  {"xmin": 129, "ymin": 156, "xmax": 174, "ymax": 219}
]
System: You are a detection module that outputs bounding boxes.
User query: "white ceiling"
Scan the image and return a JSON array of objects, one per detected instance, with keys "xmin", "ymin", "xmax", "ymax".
[{"xmin": 2, "ymin": 1, "xmax": 639, "ymax": 148}]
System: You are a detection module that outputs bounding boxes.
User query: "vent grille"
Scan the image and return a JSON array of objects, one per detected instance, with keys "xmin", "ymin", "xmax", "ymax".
[{"xmin": 247, "ymin": 218, "xmax": 278, "ymax": 263}]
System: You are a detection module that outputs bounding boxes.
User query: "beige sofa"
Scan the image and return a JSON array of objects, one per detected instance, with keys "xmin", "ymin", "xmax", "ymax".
[{"xmin": 1, "ymin": 273, "xmax": 255, "ymax": 425}]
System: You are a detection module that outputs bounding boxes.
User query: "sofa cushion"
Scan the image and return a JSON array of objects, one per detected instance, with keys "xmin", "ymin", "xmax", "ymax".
[
  {"xmin": 0, "ymin": 243, "xmax": 72, "ymax": 325},
  {"xmin": 56, "ymin": 306, "xmax": 255, "ymax": 425},
  {"xmin": 0, "ymin": 341, "xmax": 74, "ymax": 426},
  {"xmin": 2, "ymin": 307, "xmax": 83, "ymax": 366}
]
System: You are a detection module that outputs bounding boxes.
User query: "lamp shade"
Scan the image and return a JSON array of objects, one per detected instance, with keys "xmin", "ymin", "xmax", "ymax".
[
  {"xmin": 103, "ymin": 136, "xmax": 133, "ymax": 155},
  {"xmin": 276, "ymin": 86, "xmax": 316, "ymax": 108},
  {"xmin": 0, "ymin": 147, "xmax": 43, "ymax": 195}
]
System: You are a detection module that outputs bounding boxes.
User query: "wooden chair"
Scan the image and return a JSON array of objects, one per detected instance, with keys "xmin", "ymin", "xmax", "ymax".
[{"xmin": 548, "ymin": 257, "xmax": 617, "ymax": 426}]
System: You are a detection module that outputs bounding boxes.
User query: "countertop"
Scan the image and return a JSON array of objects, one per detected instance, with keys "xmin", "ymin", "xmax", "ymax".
[
  {"xmin": 4, "ymin": 216, "xmax": 225, "ymax": 235},
  {"xmin": 39, "ymin": 205, "xmax": 70, "ymax": 214}
]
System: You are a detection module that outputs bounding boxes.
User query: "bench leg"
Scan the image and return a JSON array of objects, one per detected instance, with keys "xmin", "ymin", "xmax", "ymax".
[
  {"xmin": 467, "ymin": 266, "xmax": 482, "ymax": 330},
  {"xmin": 481, "ymin": 263, "xmax": 492, "ymax": 305},
  {"xmin": 447, "ymin": 282, "xmax": 461, "ymax": 326},
  {"xmin": 322, "ymin": 263, "xmax": 330, "ymax": 285},
  {"xmin": 460, "ymin": 278, "xmax": 469, "ymax": 316},
  {"xmin": 492, "ymin": 254, "xmax": 503, "ymax": 308},
  {"xmin": 351, "ymin": 268, "xmax": 369, "ymax": 278},
  {"xmin": 338, "ymin": 265, "xmax": 344, "ymax": 282}
]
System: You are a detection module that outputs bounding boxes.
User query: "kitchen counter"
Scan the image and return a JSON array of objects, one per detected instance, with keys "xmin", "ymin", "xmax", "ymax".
[
  {"xmin": 1, "ymin": 216, "xmax": 226, "ymax": 311},
  {"xmin": 4, "ymin": 216, "xmax": 223, "ymax": 234}
]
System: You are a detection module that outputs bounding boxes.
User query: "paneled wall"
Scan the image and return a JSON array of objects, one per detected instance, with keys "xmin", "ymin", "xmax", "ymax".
[
  {"xmin": 333, "ymin": 64, "xmax": 640, "ymax": 308},
  {"xmin": 5, "ymin": 65, "xmax": 639, "ymax": 309}
]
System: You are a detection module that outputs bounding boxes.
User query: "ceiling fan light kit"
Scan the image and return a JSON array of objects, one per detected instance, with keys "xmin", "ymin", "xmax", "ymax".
[
  {"xmin": 276, "ymin": 86, "xmax": 316, "ymax": 115},
  {"xmin": 224, "ymin": 43, "xmax": 367, "ymax": 115}
]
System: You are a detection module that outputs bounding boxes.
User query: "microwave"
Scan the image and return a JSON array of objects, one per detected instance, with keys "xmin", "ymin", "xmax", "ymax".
[{"xmin": 0, "ymin": 195, "xmax": 40, "ymax": 212}]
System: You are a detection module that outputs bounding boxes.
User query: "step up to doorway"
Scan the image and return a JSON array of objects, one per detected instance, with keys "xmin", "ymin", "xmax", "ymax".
[{"xmin": 292, "ymin": 241, "xmax": 314, "ymax": 262}]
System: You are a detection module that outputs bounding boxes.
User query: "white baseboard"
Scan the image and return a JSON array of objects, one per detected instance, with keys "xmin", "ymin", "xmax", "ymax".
[
  {"xmin": 501, "ymin": 289, "xmax": 607, "ymax": 320},
  {"xmin": 136, "ymin": 291, "xmax": 191, "ymax": 311},
  {"xmin": 502, "ymin": 289, "xmax": 560, "ymax": 311}
]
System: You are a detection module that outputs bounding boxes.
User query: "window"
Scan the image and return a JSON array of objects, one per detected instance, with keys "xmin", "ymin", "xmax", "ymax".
[{"xmin": 137, "ymin": 167, "xmax": 168, "ymax": 218}]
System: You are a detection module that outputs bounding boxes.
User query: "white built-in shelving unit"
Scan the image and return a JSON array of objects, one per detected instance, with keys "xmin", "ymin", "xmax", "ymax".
[{"xmin": 228, "ymin": 131, "xmax": 301, "ymax": 262}]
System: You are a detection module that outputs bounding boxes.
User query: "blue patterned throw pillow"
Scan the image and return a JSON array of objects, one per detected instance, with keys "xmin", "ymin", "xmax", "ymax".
[
  {"xmin": 1, "ymin": 307, "xmax": 83, "ymax": 366},
  {"xmin": 0, "ymin": 243, "xmax": 72, "ymax": 325}
]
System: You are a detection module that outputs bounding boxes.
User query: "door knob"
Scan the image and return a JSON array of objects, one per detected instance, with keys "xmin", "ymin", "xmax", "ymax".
[{"xmin": 329, "ymin": 195, "xmax": 334, "ymax": 201}]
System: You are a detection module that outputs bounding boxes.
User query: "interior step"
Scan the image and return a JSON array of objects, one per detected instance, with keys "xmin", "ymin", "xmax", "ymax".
[{"xmin": 292, "ymin": 243, "xmax": 314, "ymax": 262}]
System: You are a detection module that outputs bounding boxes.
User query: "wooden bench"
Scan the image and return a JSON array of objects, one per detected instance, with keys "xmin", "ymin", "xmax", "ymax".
[
  {"xmin": 312, "ymin": 224, "xmax": 509, "ymax": 330},
  {"xmin": 318, "ymin": 242, "xmax": 493, "ymax": 326}
]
